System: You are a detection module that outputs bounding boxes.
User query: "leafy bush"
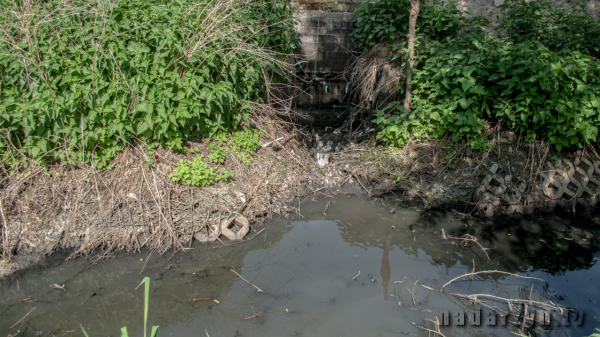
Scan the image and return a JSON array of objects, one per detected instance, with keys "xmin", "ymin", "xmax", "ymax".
[
  {"xmin": 498, "ymin": 0, "xmax": 600, "ymax": 57},
  {"xmin": 0, "ymin": 0, "xmax": 297, "ymax": 168},
  {"xmin": 352, "ymin": 0, "xmax": 463, "ymax": 50},
  {"xmin": 169, "ymin": 127, "xmax": 263, "ymax": 186},
  {"xmin": 169, "ymin": 156, "xmax": 233, "ymax": 186},
  {"xmin": 364, "ymin": 0, "xmax": 600, "ymax": 151},
  {"xmin": 208, "ymin": 144, "xmax": 226, "ymax": 164},
  {"xmin": 374, "ymin": 33, "xmax": 600, "ymax": 151}
]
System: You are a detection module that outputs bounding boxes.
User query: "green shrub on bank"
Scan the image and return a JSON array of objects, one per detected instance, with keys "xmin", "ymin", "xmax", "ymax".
[
  {"xmin": 169, "ymin": 127, "xmax": 264, "ymax": 186},
  {"xmin": 499, "ymin": 0, "xmax": 600, "ymax": 58},
  {"xmin": 358, "ymin": 0, "xmax": 600, "ymax": 151},
  {"xmin": 352, "ymin": 0, "xmax": 463, "ymax": 50},
  {"xmin": 375, "ymin": 35, "xmax": 600, "ymax": 151},
  {"xmin": 0, "ymin": 0, "xmax": 297, "ymax": 168}
]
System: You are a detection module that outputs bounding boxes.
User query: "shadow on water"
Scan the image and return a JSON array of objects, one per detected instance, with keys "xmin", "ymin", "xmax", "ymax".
[{"xmin": 1, "ymin": 194, "xmax": 599, "ymax": 337}]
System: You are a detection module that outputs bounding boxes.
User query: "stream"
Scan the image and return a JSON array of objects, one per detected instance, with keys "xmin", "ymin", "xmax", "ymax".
[{"xmin": 1, "ymin": 195, "xmax": 599, "ymax": 337}]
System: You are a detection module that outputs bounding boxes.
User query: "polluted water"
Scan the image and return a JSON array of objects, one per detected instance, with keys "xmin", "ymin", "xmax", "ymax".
[{"xmin": 1, "ymin": 195, "xmax": 599, "ymax": 337}]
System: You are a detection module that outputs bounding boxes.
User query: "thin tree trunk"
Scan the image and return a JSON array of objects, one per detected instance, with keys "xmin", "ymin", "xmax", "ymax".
[{"xmin": 404, "ymin": 0, "xmax": 422, "ymax": 113}]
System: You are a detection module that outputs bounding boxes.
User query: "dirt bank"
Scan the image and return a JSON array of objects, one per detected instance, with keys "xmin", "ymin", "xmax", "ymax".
[
  {"xmin": 0, "ymin": 108, "xmax": 327, "ymax": 278},
  {"xmin": 2, "ymin": 112, "xmax": 600, "ymax": 278},
  {"xmin": 305, "ymin": 122, "xmax": 600, "ymax": 218}
]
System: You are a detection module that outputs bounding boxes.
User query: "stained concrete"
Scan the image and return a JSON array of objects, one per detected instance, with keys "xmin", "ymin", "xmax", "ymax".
[{"xmin": 296, "ymin": 11, "xmax": 357, "ymax": 75}]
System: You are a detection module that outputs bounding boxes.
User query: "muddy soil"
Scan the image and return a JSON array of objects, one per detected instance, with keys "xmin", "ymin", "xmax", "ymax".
[{"xmin": 2, "ymin": 110, "xmax": 600, "ymax": 279}]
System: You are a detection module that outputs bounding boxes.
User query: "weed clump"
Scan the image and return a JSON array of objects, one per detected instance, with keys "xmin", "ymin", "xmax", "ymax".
[
  {"xmin": 169, "ymin": 156, "xmax": 233, "ymax": 186},
  {"xmin": 354, "ymin": 0, "xmax": 600, "ymax": 151},
  {"xmin": 0, "ymin": 0, "xmax": 297, "ymax": 168},
  {"xmin": 170, "ymin": 127, "xmax": 264, "ymax": 185}
]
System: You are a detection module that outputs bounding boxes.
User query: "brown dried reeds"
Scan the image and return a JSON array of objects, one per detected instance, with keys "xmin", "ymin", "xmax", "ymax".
[
  {"xmin": 348, "ymin": 43, "xmax": 404, "ymax": 111},
  {"xmin": 0, "ymin": 105, "xmax": 321, "ymax": 269}
]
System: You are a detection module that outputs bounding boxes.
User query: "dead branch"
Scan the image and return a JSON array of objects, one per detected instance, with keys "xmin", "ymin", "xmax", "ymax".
[
  {"xmin": 445, "ymin": 232, "xmax": 491, "ymax": 261},
  {"xmin": 231, "ymin": 269, "xmax": 265, "ymax": 293},
  {"xmin": 440, "ymin": 270, "xmax": 543, "ymax": 292},
  {"xmin": 408, "ymin": 279, "xmax": 419, "ymax": 306},
  {"xmin": 411, "ymin": 322, "xmax": 445, "ymax": 337},
  {"xmin": 451, "ymin": 293, "xmax": 558, "ymax": 310}
]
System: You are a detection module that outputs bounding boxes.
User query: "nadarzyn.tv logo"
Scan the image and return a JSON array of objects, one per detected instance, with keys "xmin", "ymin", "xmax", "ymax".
[{"xmin": 436, "ymin": 308, "xmax": 584, "ymax": 327}]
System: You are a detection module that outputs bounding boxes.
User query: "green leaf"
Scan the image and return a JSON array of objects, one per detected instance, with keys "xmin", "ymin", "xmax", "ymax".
[
  {"xmin": 80, "ymin": 325, "xmax": 90, "ymax": 337},
  {"xmin": 458, "ymin": 77, "xmax": 476, "ymax": 92},
  {"xmin": 150, "ymin": 326, "xmax": 159, "ymax": 337},
  {"xmin": 136, "ymin": 277, "xmax": 151, "ymax": 337},
  {"xmin": 470, "ymin": 85, "xmax": 486, "ymax": 95}
]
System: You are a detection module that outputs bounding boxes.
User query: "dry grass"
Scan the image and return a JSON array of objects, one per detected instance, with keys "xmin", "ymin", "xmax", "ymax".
[
  {"xmin": 348, "ymin": 43, "xmax": 404, "ymax": 111},
  {"xmin": 0, "ymin": 105, "xmax": 325, "ymax": 268},
  {"xmin": 0, "ymin": 0, "xmax": 314, "ymax": 270}
]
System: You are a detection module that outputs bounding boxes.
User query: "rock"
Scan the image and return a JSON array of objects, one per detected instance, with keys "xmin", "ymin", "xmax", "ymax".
[{"xmin": 494, "ymin": 0, "xmax": 505, "ymax": 7}]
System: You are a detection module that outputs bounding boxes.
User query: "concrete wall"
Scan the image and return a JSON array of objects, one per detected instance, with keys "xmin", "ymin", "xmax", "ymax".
[{"xmin": 295, "ymin": 11, "xmax": 357, "ymax": 75}]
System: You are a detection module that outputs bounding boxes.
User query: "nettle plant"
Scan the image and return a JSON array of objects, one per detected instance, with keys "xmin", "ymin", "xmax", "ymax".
[
  {"xmin": 0, "ymin": 0, "xmax": 297, "ymax": 168},
  {"xmin": 169, "ymin": 156, "xmax": 233, "ymax": 187},
  {"xmin": 375, "ymin": 33, "xmax": 600, "ymax": 151},
  {"xmin": 498, "ymin": 0, "xmax": 600, "ymax": 58},
  {"xmin": 352, "ymin": 0, "xmax": 463, "ymax": 50},
  {"xmin": 367, "ymin": 0, "xmax": 600, "ymax": 151}
]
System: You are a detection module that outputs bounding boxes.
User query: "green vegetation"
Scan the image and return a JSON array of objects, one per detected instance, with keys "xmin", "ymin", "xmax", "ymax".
[
  {"xmin": 79, "ymin": 277, "xmax": 159, "ymax": 337},
  {"xmin": 0, "ymin": 0, "xmax": 297, "ymax": 169},
  {"xmin": 499, "ymin": 0, "xmax": 600, "ymax": 58},
  {"xmin": 169, "ymin": 156, "xmax": 233, "ymax": 186},
  {"xmin": 354, "ymin": 0, "xmax": 600, "ymax": 151},
  {"xmin": 585, "ymin": 328, "xmax": 600, "ymax": 337},
  {"xmin": 352, "ymin": 0, "xmax": 462, "ymax": 50},
  {"xmin": 169, "ymin": 127, "xmax": 264, "ymax": 185}
]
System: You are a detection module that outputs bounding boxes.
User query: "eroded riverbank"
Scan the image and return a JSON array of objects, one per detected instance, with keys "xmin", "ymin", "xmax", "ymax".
[{"xmin": 2, "ymin": 195, "xmax": 599, "ymax": 337}]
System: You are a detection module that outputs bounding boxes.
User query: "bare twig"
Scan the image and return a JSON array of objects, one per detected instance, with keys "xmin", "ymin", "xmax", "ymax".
[
  {"xmin": 408, "ymin": 280, "xmax": 419, "ymax": 306},
  {"xmin": 243, "ymin": 311, "xmax": 263, "ymax": 320},
  {"xmin": 231, "ymin": 269, "xmax": 264, "ymax": 293},
  {"xmin": 351, "ymin": 271, "xmax": 361, "ymax": 282},
  {"xmin": 10, "ymin": 307, "xmax": 36, "ymax": 328},
  {"xmin": 440, "ymin": 271, "xmax": 543, "ymax": 292},
  {"xmin": 322, "ymin": 201, "xmax": 330, "ymax": 217},
  {"xmin": 451, "ymin": 293, "xmax": 557, "ymax": 310}
]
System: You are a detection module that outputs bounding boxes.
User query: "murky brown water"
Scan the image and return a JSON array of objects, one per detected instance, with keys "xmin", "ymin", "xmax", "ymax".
[{"xmin": 1, "ymin": 195, "xmax": 599, "ymax": 337}]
